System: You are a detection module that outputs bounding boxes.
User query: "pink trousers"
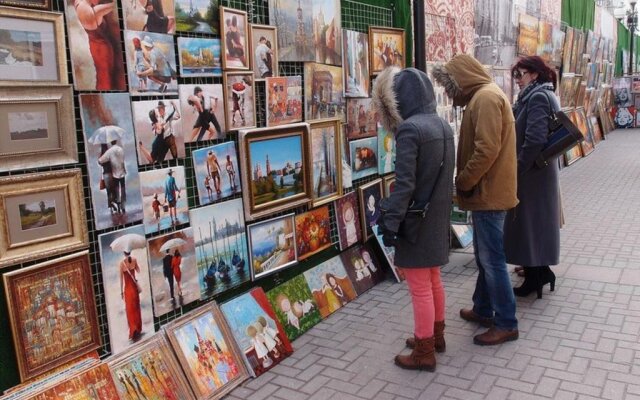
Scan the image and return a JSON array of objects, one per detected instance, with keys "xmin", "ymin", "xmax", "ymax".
[{"xmin": 401, "ymin": 267, "xmax": 445, "ymax": 339}]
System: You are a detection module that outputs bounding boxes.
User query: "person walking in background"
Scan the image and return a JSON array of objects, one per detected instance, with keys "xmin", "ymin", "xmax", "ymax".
[
  {"xmin": 505, "ymin": 56, "xmax": 560, "ymax": 299},
  {"xmin": 164, "ymin": 169, "xmax": 180, "ymax": 225},
  {"xmin": 373, "ymin": 67, "xmax": 454, "ymax": 371},
  {"xmin": 433, "ymin": 54, "xmax": 519, "ymax": 346}
]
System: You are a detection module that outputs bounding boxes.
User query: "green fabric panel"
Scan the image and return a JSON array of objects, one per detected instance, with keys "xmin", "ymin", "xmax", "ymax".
[
  {"xmin": 616, "ymin": 20, "xmax": 629, "ymax": 76},
  {"xmin": 562, "ymin": 0, "xmax": 595, "ymax": 30},
  {"xmin": 394, "ymin": 0, "xmax": 413, "ymax": 67},
  {"xmin": 561, "ymin": 0, "xmax": 571, "ymax": 25},
  {"xmin": 584, "ymin": 1, "xmax": 595, "ymax": 30}
]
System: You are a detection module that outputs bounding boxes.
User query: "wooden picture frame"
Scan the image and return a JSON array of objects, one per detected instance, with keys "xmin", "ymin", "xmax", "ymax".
[
  {"xmin": 247, "ymin": 213, "xmax": 297, "ymax": 280},
  {"xmin": 309, "ymin": 119, "xmax": 343, "ymax": 207},
  {"xmin": 0, "ymin": 6, "xmax": 67, "ymax": 85},
  {"xmin": 0, "ymin": 0, "xmax": 50, "ymax": 10},
  {"xmin": 382, "ymin": 174, "xmax": 396, "ymax": 197},
  {"xmin": 358, "ymin": 178, "xmax": 383, "ymax": 240},
  {"xmin": 0, "ymin": 169, "xmax": 88, "ymax": 269},
  {"xmin": 368, "ymin": 26, "xmax": 405, "ymax": 75},
  {"xmin": 249, "ymin": 23, "xmax": 278, "ymax": 80},
  {"xmin": 3, "ymin": 251, "xmax": 100, "ymax": 381},
  {"xmin": 239, "ymin": 123, "xmax": 311, "ymax": 221},
  {"xmin": 265, "ymin": 75, "xmax": 303, "ymax": 127},
  {"xmin": 220, "ymin": 6, "xmax": 250, "ymax": 71},
  {"xmin": 224, "ymin": 71, "xmax": 256, "ymax": 130},
  {"xmin": 0, "ymin": 85, "xmax": 77, "ymax": 172}
]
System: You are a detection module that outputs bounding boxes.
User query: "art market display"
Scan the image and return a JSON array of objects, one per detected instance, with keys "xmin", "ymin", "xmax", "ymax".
[
  {"xmin": 220, "ymin": 6, "xmax": 249, "ymax": 70},
  {"xmin": 266, "ymin": 274, "xmax": 321, "ymax": 341},
  {"xmin": 247, "ymin": 213, "xmax": 296, "ymax": 280}
]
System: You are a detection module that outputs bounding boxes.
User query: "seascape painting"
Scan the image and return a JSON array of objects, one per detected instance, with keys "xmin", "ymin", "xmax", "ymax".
[
  {"xmin": 139, "ymin": 166, "xmax": 189, "ymax": 234},
  {"xmin": 248, "ymin": 214, "xmax": 297, "ymax": 280},
  {"xmin": 192, "ymin": 142, "xmax": 240, "ymax": 205},
  {"xmin": 177, "ymin": 37, "xmax": 222, "ymax": 77}
]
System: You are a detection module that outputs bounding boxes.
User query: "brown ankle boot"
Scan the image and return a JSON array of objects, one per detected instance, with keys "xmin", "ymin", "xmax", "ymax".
[
  {"xmin": 395, "ymin": 336, "xmax": 436, "ymax": 371},
  {"xmin": 405, "ymin": 321, "xmax": 446, "ymax": 353}
]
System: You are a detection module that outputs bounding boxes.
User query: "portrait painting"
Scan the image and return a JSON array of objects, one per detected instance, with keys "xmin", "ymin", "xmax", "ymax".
[
  {"xmin": 174, "ymin": 0, "xmax": 218, "ymax": 33},
  {"xmin": 378, "ymin": 124, "xmax": 395, "ymax": 175},
  {"xmin": 224, "ymin": 71, "xmax": 256, "ymax": 129},
  {"xmin": 372, "ymin": 225, "xmax": 404, "ymax": 282},
  {"xmin": 250, "ymin": 24, "xmax": 278, "ymax": 79},
  {"xmin": 180, "ymin": 83, "xmax": 226, "ymax": 142},
  {"xmin": 266, "ymin": 274, "xmax": 322, "ymax": 341},
  {"xmin": 613, "ymin": 78, "xmax": 633, "ymax": 107},
  {"xmin": 613, "ymin": 106, "xmax": 635, "ymax": 130},
  {"xmin": 131, "ymin": 99, "xmax": 185, "ymax": 165},
  {"xmin": 3, "ymin": 252, "xmax": 100, "ymax": 381},
  {"xmin": 303, "ymin": 255, "xmax": 356, "ymax": 318},
  {"xmin": 346, "ymin": 98, "xmax": 377, "ymax": 139},
  {"xmin": 424, "ymin": 13, "xmax": 456, "ymax": 63},
  {"xmin": 349, "ymin": 136, "xmax": 378, "ymax": 180},
  {"xmin": 79, "ymin": 93, "xmax": 144, "ymax": 230},
  {"xmin": 369, "ymin": 26, "xmax": 405, "ymax": 74},
  {"xmin": 220, "ymin": 287, "xmax": 294, "ymax": 377},
  {"xmin": 295, "ymin": 206, "xmax": 331, "ymax": 261},
  {"xmin": 335, "ymin": 192, "xmax": 362, "ymax": 250},
  {"xmin": 268, "ymin": 0, "xmax": 313, "ymax": 62},
  {"xmin": 220, "ymin": 6, "xmax": 249, "ymax": 70},
  {"xmin": 343, "ymin": 29, "xmax": 370, "ymax": 97},
  {"xmin": 473, "ymin": 0, "xmax": 517, "ymax": 66},
  {"xmin": 358, "ymin": 178, "xmax": 383, "ymax": 239},
  {"xmin": 193, "ymin": 142, "xmax": 241, "ymax": 205},
  {"xmin": 122, "ymin": 0, "xmax": 175, "ymax": 33},
  {"xmin": 124, "ymin": 30, "xmax": 178, "ymax": 95},
  {"xmin": 139, "ymin": 166, "xmax": 189, "ymax": 234},
  {"xmin": 164, "ymin": 303, "xmax": 249, "ymax": 399},
  {"xmin": 63, "ymin": 0, "xmax": 126, "ymax": 90},
  {"xmin": 517, "ymin": 14, "xmax": 538, "ymax": 57},
  {"xmin": 265, "ymin": 76, "xmax": 303, "ymax": 127},
  {"xmin": 189, "ymin": 198, "xmax": 250, "ymax": 299},
  {"xmin": 146, "ymin": 228, "xmax": 198, "ymax": 317},
  {"xmin": 304, "ymin": 62, "xmax": 345, "ymax": 122},
  {"xmin": 309, "ymin": 119, "xmax": 342, "ymax": 206},
  {"xmin": 339, "ymin": 243, "xmax": 385, "ymax": 295},
  {"xmin": 311, "ymin": 0, "xmax": 341, "ymax": 65},
  {"xmin": 177, "ymin": 37, "xmax": 222, "ymax": 77},
  {"xmin": 98, "ymin": 225, "xmax": 155, "ymax": 355},
  {"xmin": 30, "ymin": 364, "xmax": 120, "ymax": 400},
  {"xmin": 247, "ymin": 213, "xmax": 297, "ymax": 280}
]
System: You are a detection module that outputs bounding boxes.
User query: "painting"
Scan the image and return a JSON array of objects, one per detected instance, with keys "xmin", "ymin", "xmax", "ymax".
[
  {"xmin": 124, "ymin": 30, "xmax": 178, "ymax": 95},
  {"xmin": 30, "ymin": 364, "xmax": 120, "ymax": 399},
  {"xmin": 613, "ymin": 78, "xmax": 632, "ymax": 107},
  {"xmin": 139, "ymin": 166, "xmax": 189, "ymax": 234},
  {"xmin": 563, "ymin": 143, "xmax": 582, "ymax": 166},
  {"xmin": 220, "ymin": 6, "xmax": 249, "ymax": 70},
  {"xmin": 265, "ymin": 76, "xmax": 303, "ymax": 127},
  {"xmin": 451, "ymin": 223, "xmax": 473, "ymax": 248},
  {"xmin": 131, "ymin": 99, "xmax": 185, "ymax": 165},
  {"xmin": 238, "ymin": 124, "xmax": 311, "ymax": 220},
  {"xmin": 0, "ymin": 169, "xmax": 88, "ymax": 269},
  {"xmin": 193, "ymin": 142, "xmax": 241, "ymax": 205},
  {"xmin": 339, "ymin": 243, "xmax": 385, "ymax": 295},
  {"xmin": 266, "ymin": 274, "xmax": 321, "ymax": 341},
  {"xmin": 335, "ymin": 192, "xmax": 362, "ymax": 250},
  {"xmin": 224, "ymin": 71, "xmax": 256, "ymax": 130},
  {"xmin": 98, "ymin": 225, "xmax": 155, "ymax": 355},
  {"xmin": 180, "ymin": 83, "xmax": 226, "ymax": 142},
  {"xmin": 473, "ymin": 0, "xmax": 517, "ymax": 66},
  {"xmin": 383, "ymin": 174, "xmax": 396, "ymax": 197},
  {"xmin": 108, "ymin": 336, "xmax": 194, "ymax": 400},
  {"xmin": 369, "ymin": 26, "xmax": 405, "ymax": 74},
  {"xmin": 349, "ymin": 136, "xmax": 378, "ymax": 181},
  {"xmin": 550, "ymin": 26, "xmax": 565, "ymax": 67},
  {"xmin": 303, "ymin": 255, "xmax": 356, "ymax": 318},
  {"xmin": 79, "ymin": 93, "xmax": 144, "ymax": 230},
  {"xmin": 295, "ymin": 206, "xmax": 332, "ymax": 261},
  {"xmin": 613, "ymin": 106, "xmax": 635, "ymax": 129},
  {"xmin": 122, "ymin": 0, "xmax": 175, "ymax": 33},
  {"xmin": 175, "ymin": 0, "xmax": 219, "ymax": 34},
  {"xmin": 517, "ymin": 13, "xmax": 538, "ymax": 57},
  {"xmin": 3, "ymin": 252, "xmax": 100, "ymax": 381},
  {"xmin": 0, "ymin": 0, "xmax": 50, "ymax": 9},
  {"xmin": 0, "ymin": 86, "xmax": 77, "ymax": 172},
  {"xmin": 189, "ymin": 198, "xmax": 250, "ymax": 299},
  {"xmin": 346, "ymin": 98, "xmax": 377, "ymax": 139},
  {"xmin": 309, "ymin": 119, "xmax": 342, "ymax": 206},
  {"xmin": 424, "ymin": 13, "xmax": 456, "ymax": 63},
  {"xmin": 0, "ymin": 7, "xmax": 67, "ymax": 85},
  {"xmin": 146, "ymin": 228, "xmax": 199, "ymax": 316},
  {"xmin": 164, "ymin": 303, "xmax": 249, "ymax": 400},
  {"xmin": 561, "ymin": 27, "xmax": 574, "ymax": 75},
  {"xmin": 589, "ymin": 116, "xmax": 603, "ymax": 145},
  {"xmin": 372, "ymin": 225, "xmax": 405, "ymax": 282},
  {"xmin": 177, "ymin": 37, "xmax": 222, "ymax": 77},
  {"xmin": 340, "ymin": 124, "xmax": 353, "ymax": 189},
  {"xmin": 358, "ymin": 178, "xmax": 383, "ymax": 239},
  {"xmin": 220, "ymin": 287, "xmax": 294, "ymax": 377},
  {"xmin": 378, "ymin": 124, "xmax": 396, "ymax": 175},
  {"xmin": 571, "ymin": 107, "xmax": 594, "ymax": 157},
  {"xmin": 304, "ymin": 62, "xmax": 345, "ymax": 122},
  {"xmin": 269, "ymin": 0, "xmax": 313, "ymax": 62},
  {"xmin": 250, "ymin": 24, "xmax": 277, "ymax": 79},
  {"xmin": 537, "ymin": 20, "xmax": 552, "ymax": 62},
  {"xmin": 247, "ymin": 213, "xmax": 297, "ymax": 280},
  {"xmin": 311, "ymin": 0, "xmax": 341, "ymax": 65},
  {"xmin": 343, "ymin": 30, "xmax": 369, "ymax": 98}
]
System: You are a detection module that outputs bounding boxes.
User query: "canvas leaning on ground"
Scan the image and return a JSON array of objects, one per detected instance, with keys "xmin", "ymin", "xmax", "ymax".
[
  {"xmin": 303, "ymin": 255, "xmax": 357, "ymax": 318},
  {"xmin": 266, "ymin": 274, "xmax": 322, "ymax": 341}
]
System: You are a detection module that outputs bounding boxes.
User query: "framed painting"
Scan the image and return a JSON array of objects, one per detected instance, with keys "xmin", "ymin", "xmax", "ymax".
[
  {"xmin": 378, "ymin": 124, "xmax": 396, "ymax": 175},
  {"xmin": 561, "ymin": 27, "xmax": 574, "ymax": 75},
  {"xmin": 550, "ymin": 26, "xmax": 565, "ymax": 67},
  {"xmin": 564, "ymin": 143, "xmax": 582, "ymax": 166},
  {"xmin": 0, "ymin": 0, "xmax": 50, "ymax": 9},
  {"xmin": 30, "ymin": 363, "xmax": 120, "ymax": 399},
  {"xmin": 343, "ymin": 29, "xmax": 370, "ymax": 97},
  {"xmin": 238, "ymin": 123, "xmax": 311, "ymax": 220},
  {"xmin": 589, "ymin": 116, "xmax": 603, "ymax": 144},
  {"xmin": 98, "ymin": 225, "xmax": 155, "ymax": 355},
  {"xmin": 372, "ymin": 225, "xmax": 405, "ymax": 282},
  {"xmin": 303, "ymin": 255, "xmax": 357, "ymax": 318},
  {"xmin": 335, "ymin": 191, "xmax": 362, "ymax": 251},
  {"xmin": 572, "ymin": 107, "xmax": 594, "ymax": 157},
  {"xmin": 304, "ymin": 62, "xmax": 346, "ymax": 122},
  {"xmin": 108, "ymin": 336, "xmax": 194, "ymax": 400},
  {"xmin": 180, "ymin": 83, "xmax": 226, "ymax": 142},
  {"xmin": 147, "ymin": 228, "xmax": 199, "ymax": 317},
  {"xmin": 517, "ymin": 14, "xmax": 538, "ymax": 57},
  {"xmin": 382, "ymin": 174, "xmax": 396, "ymax": 196},
  {"xmin": 309, "ymin": 119, "xmax": 343, "ymax": 206},
  {"xmin": 139, "ymin": 166, "xmax": 189, "ymax": 234},
  {"xmin": 349, "ymin": 136, "xmax": 378, "ymax": 180},
  {"xmin": 3, "ymin": 251, "xmax": 100, "ymax": 381},
  {"xmin": 131, "ymin": 99, "xmax": 185, "ymax": 165},
  {"xmin": 295, "ymin": 206, "xmax": 332, "ymax": 261},
  {"xmin": 340, "ymin": 122, "xmax": 353, "ymax": 189},
  {"xmin": 368, "ymin": 26, "xmax": 405, "ymax": 74},
  {"xmin": 220, "ymin": 6, "xmax": 250, "ymax": 70},
  {"xmin": 247, "ymin": 213, "xmax": 297, "ymax": 280},
  {"xmin": 0, "ymin": 7, "xmax": 67, "ymax": 85},
  {"xmin": 0, "ymin": 169, "xmax": 88, "ymax": 269},
  {"xmin": 122, "ymin": 0, "xmax": 176, "ymax": 33},
  {"xmin": 189, "ymin": 198, "xmax": 250, "ymax": 300},
  {"xmin": 220, "ymin": 287, "xmax": 294, "ymax": 377},
  {"xmin": 192, "ymin": 142, "xmax": 241, "ymax": 205},
  {"xmin": 224, "ymin": 71, "xmax": 256, "ymax": 130},
  {"xmin": 346, "ymin": 98, "xmax": 377, "ymax": 139},
  {"xmin": 451, "ymin": 223, "xmax": 473, "ymax": 248},
  {"xmin": 164, "ymin": 302, "xmax": 249, "ymax": 400},
  {"xmin": 358, "ymin": 178, "xmax": 383, "ymax": 240},
  {"xmin": 124, "ymin": 30, "xmax": 178, "ymax": 95},
  {"xmin": 266, "ymin": 274, "xmax": 322, "ymax": 341},
  {"xmin": 265, "ymin": 75, "xmax": 303, "ymax": 127},
  {"xmin": 312, "ymin": 0, "xmax": 341, "ymax": 65},
  {"xmin": 175, "ymin": 0, "xmax": 218, "ymax": 34},
  {"xmin": 339, "ymin": 243, "xmax": 385, "ymax": 295},
  {"xmin": 0, "ymin": 85, "xmax": 77, "ymax": 172},
  {"xmin": 249, "ymin": 24, "xmax": 277, "ymax": 80},
  {"xmin": 177, "ymin": 37, "xmax": 222, "ymax": 77}
]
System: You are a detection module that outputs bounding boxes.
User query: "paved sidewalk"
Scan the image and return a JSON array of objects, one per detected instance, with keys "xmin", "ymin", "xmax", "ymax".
[{"xmin": 228, "ymin": 129, "xmax": 640, "ymax": 400}]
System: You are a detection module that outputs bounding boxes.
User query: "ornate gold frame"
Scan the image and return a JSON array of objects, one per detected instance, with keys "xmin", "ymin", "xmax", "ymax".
[
  {"xmin": 309, "ymin": 119, "xmax": 343, "ymax": 207},
  {"xmin": 0, "ymin": 0, "xmax": 50, "ymax": 9},
  {"xmin": 368, "ymin": 26, "xmax": 406, "ymax": 75}
]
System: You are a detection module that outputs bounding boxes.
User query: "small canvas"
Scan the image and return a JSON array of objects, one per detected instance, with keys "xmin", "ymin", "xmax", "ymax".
[
  {"xmin": 303, "ymin": 255, "xmax": 356, "ymax": 318},
  {"xmin": 220, "ymin": 7, "xmax": 250, "ymax": 70},
  {"xmin": 139, "ymin": 166, "xmax": 189, "ymax": 234},
  {"xmin": 304, "ymin": 62, "xmax": 345, "ymax": 122},
  {"xmin": 179, "ymin": 83, "xmax": 226, "ymax": 142},
  {"xmin": 177, "ymin": 37, "xmax": 222, "ymax": 77},
  {"xmin": 131, "ymin": 99, "xmax": 185, "ymax": 165},
  {"xmin": 224, "ymin": 72, "xmax": 256, "ymax": 129},
  {"xmin": 265, "ymin": 76, "xmax": 303, "ymax": 127},
  {"xmin": 250, "ymin": 24, "xmax": 278, "ymax": 79},
  {"xmin": 266, "ymin": 274, "xmax": 322, "ymax": 341},
  {"xmin": 122, "ymin": 0, "xmax": 176, "ymax": 33},
  {"xmin": 335, "ymin": 192, "xmax": 362, "ymax": 250},
  {"xmin": 451, "ymin": 224, "xmax": 473, "ymax": 248},
  {"xmin": 192, "ymin": 142, "xmax": 241, "ymax": 205},
  {"xmin": 311, "ymin": 0, "xmax": 341, "ymax": 65},
  {"xmin": 294, "ymin": 206, "xmax": 332, "ymax": 261},
  {"xmin": 378, "ymin": 124, "xmax": 395, "ymax": 174},
  {"xmin": 517, "ymin": 14, "xmax": 538, "ymax": 57},
  {"xmin": 247, "ymin": 214, "xmax": 297, "ymax": 280},
  {"xmin": 124, "ymin": 30, "xmax": 178, "ymax": 95},
  {"xmin": 339, "ymin": 243, "xmax": 385, "ymax": 295},
  {"xmin": 269, "ymin": 0, "xmax": 314, "ymax": 62},
  {"xmin": 174, "ymin": 0, "xmax": 219, "ymax": 34},
  {"xmin": 343, "ymin": 30, "xmax": 370, "ymax": 98},
  {"xmin": 345, "ymin": 98, "xmax": 377, "ymax": 139},
  {"xmin": 372, "ymin": 225, "xmax": 405, "ymax": 282},
  {"xmin": 359, "ymin": 179, "xmax": 383, "ymax": 239},
  {"xmin": 349, "ymin": 136, "xmax": 378, "ymax": 180}
]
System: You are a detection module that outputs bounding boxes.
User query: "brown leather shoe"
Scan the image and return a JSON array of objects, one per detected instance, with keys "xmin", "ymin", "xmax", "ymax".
[
  {"xmin": 459, "ymin": 308, "xmax": 493, "ymax": 328},
  {"xmin": 473, "ymin": 327, "xmax": 519, "ymax": 346},
  {"xmin": 395, "ymin": 336, "xmax": 436, "ymax": 371},
  {"xmin": 405, "ymin": 321, "xmax": 446, "ymax": 353}
]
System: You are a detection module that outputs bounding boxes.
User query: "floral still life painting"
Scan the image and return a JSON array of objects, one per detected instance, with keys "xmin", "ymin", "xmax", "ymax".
[{"xmin": 294, "ymin": 206, "xmax": 332, "ymax": 261}]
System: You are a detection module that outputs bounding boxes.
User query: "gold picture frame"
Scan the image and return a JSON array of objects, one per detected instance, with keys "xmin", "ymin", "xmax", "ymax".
[
  {"xmin": 249, "ymin": 23, "xmax": 278, "ymax": 80},
  {"xmin": 219, "ymin": 6, "xmax": 250, "ymax": 71},
  {"xmin": 0, "ymin": 0, "xmax": 50, "ymax": 10},
  {"xmin": 368, "ymin": 26, "xmax": 406, "ymax": 75},
  {"xmin": 0, "ymin": 169, "xmax": 88, "ymax": 268},
  {"xmin": 309, "ymin": 119, "xmax": 343, "ymax": 207}
]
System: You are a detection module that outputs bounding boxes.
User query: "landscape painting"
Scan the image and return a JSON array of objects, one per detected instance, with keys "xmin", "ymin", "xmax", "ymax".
[
  {"xmin": 18, "ymin": 199, "xmax": 56, "ymax": 231},
  {"xmin": 174, "ymin": 0, "xmax": 219, "ymax": 34},
  {"xmin": 192, "ymin": 141, "xmax": 240, "ymax": 205},
  {"xmin": 295, "ymin": 206, "xmax": 332, "ymax": 261},
  {"xmin": 303, "ymin": 255, "xmax": 356, "ymax": 318},
  {"xmin": 269, "ymin": 0, "xmax": 314, "ymax": 62},
  {"xmin": 139, "ymin": 166, "xmax": 189, "ymax": 234},
  {"xmin": 177, "ymin": 37, "xmax": 222, "ymax": 77},
  {"xmin": 266, "ymin": 274, "xmax": 322, "ymax": 341},
  {"xmin": 312, "ymin": 0, "xmax": 341, "ymax": 65},
  {"xmin": 0, "ymin": 28, "xmax": 43, "ymax": 65},
  {"xmin": 8, "ymin": 111, "xmax": 48, "ymax": 140},
  {"xmin": 248, "ymin": 214, "xmax": 297, "ymax": 280},
  {"xmin": 339, "ymin": 243, "xmax": 385, "ymax": 295}
]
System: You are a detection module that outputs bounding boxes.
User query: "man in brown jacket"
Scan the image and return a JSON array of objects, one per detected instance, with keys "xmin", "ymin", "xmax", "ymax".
[{"xmin": 433, "ymin": 54, "xmax": 519, "ymax": 346}]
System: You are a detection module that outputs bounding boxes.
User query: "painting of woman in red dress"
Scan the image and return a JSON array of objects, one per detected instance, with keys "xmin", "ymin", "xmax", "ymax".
[
  {"xmin": 172, "ymin": 249, "xmax": 183, "ymax": 297},
  {"xmin": 120, "ymin": 251, "xmax": 143, "ymax": 341}
]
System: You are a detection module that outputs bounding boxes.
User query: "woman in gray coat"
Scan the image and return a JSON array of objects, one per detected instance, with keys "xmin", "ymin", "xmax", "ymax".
[
  {"xmin": 373, "ymin": 67, "xmax": 454, "ymax": 371},
  {"xmin": 504, "ymin": 56, "xmax": 560, "ymax": 299}
]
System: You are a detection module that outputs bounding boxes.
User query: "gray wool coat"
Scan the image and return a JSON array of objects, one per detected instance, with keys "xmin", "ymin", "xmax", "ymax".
[
  {"xmin": 372, "ymin": 67, "xmax": 455, "ymax": 268},
  {"xmin": 504, "ymin": 84, "xmax": 561, "ymax": 267}
]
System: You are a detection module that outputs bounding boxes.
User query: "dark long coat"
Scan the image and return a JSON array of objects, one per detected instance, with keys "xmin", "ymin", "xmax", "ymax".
[{"xmin": 504, "ymin": 84, "xmax": 560, "ymax": 267}]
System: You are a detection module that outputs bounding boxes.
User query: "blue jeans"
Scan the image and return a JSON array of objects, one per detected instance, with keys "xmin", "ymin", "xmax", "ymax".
[{"xmin": 471, "ymin": 211, "xmax": 518, "ymax": 330}]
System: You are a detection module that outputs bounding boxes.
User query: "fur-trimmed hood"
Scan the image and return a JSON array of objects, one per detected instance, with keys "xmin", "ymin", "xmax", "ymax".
[
  {"xmin": 372, "ymin": 67, "xmax": 437, "ymax": 134},
  {"xmin": 432, "ymin": 54, "xmax": 492, "ymax": 107}
]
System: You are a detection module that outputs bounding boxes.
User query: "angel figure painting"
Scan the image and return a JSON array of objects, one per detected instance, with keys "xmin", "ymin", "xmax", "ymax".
[{"xmin": 266, "ymin": 274, "xmax": 321, "ymax": 341}]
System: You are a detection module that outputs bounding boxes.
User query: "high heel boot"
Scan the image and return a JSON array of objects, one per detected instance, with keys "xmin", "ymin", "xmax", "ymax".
[{"xmin": 513, "ymin": 267, "xmax": 543, "ymax": 299}]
